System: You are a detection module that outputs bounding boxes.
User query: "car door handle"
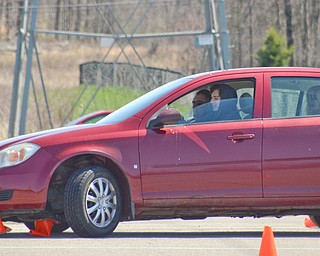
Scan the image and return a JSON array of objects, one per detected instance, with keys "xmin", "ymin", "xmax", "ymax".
[{"xmin": 227, "ymin": 133, "xmax": 255, "ymax": 142}]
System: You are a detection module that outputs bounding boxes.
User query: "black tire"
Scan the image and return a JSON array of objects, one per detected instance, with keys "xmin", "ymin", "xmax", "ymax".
[
  {"xmin": 310, "ymin": 215, "xmax": 320, "ymax": 227},
  {"xmin": 24, "ymin": 221, "xmax": 70, "ymax": 233},
  {"xmin": 64, "ymin": 166, "xmax": 122, "ymax": 237}
]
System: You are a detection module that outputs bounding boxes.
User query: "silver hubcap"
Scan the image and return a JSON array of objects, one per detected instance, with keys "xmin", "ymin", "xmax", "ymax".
[{"xmin": 86, "ymin": 177, "xmax": 117, "ymax": 227}]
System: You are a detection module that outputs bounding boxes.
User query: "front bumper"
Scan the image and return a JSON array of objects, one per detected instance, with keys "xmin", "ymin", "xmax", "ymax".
[{"xmin": 0, "ymin": 148, "xmax": 58, "ymax": 213}]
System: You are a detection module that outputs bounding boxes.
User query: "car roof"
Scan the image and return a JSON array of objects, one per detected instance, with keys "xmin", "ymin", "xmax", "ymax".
[{"xmin": 193, "ymin": 67, "xmax": 320, "ymax": 79}]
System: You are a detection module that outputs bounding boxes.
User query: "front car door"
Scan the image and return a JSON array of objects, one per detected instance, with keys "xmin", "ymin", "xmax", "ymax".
[
  {"xmin": 140, "ymin": 72, "xmax": 264, "ymax": 201},
  {"xmin": 176, "ymin": 74, "xmax": 263, "ymax": 198}
]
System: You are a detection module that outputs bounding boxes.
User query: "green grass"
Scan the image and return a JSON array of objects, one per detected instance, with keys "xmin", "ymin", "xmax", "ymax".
[{"xmin": 47, "ymin": 85, "xmax": 147, "ymax": 123}]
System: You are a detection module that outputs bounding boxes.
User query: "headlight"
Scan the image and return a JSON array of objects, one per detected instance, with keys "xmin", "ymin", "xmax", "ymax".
[{"xmin": 0, "ymin": 143, "xmax": 41, "ymax": 168}]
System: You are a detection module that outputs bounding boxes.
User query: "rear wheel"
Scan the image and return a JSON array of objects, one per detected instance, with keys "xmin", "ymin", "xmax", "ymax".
[
  {"xmin": 64, "ymin": 166, "xmax": 122, "ymax": 237},
  {"xmin": 309, "ymin": 215, "xmax": 320, "ymax": 227}
]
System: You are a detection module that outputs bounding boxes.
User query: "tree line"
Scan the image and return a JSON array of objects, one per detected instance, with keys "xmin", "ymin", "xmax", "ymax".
[
  {"xmin": 228, "ymin": 0, "xmax": 319, "ymax": 68},
  {"xmin": 0, "ymin": 0, "xmax": 319, "ymax": 68}
]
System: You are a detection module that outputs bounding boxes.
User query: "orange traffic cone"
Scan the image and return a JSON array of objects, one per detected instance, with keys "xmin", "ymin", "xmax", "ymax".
[
  {"xmin": 0, "ymin": 219, "xmax": 11, "ymax": 234},
  {"xmin": 304, "ymin": 216, "xmax": 317, "ymax": 228},
  {"xmin": 29, "ymin": 219, "xmax": 55, "ymax": 237},
  {"xmin": 259, "ymin": 226, "xmax": 278, "ymax": 256}
]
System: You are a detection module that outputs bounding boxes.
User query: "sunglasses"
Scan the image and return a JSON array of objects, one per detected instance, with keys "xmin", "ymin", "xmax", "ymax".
[{"xmin": 192, "ymin": 100, "xmax": 206, "ymax": 107}]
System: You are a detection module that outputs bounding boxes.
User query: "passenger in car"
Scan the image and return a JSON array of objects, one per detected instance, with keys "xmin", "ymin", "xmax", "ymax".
[
  {"xmin": 209, "ymin": 84, "xmax": 241, "ymax": 121},
  {"xmin": 239, "ymin": 92, "xmax": 254, "ymax": 119},
  {"xmin": 307, "ymin": 85, "xmax": 320, "ymax": 115},
  {"xmin": 191, "ymin": 89, "xmax": 212, "ymax": 109},
  {"xmin": 190, "ymin": 84, "xmax": 241, "ymax": 123},
  {"xmin": 188, "ymin": 89, "xmax": 212, "ymax": 123}
]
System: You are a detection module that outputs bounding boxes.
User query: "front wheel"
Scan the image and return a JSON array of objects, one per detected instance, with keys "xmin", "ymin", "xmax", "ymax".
[{"xmin": 64, "ymin": 166, "xmax": 122, "ymax": 237}]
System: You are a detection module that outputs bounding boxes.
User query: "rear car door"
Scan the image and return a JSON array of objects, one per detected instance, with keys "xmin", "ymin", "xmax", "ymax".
[{"xmin": 262, "ymin": 71, "xmax": 320, "ymax": 197}]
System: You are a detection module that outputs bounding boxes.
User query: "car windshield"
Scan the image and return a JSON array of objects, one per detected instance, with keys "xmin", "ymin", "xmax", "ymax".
[{"xmin": 97, "ymin": 76, "xmax": 195, "ymax": 125}]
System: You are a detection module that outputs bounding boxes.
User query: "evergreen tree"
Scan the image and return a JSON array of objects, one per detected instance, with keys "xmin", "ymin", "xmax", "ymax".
[{"xmin": 256, "ymin": 27, "xmax": 294, "ymax": 67}]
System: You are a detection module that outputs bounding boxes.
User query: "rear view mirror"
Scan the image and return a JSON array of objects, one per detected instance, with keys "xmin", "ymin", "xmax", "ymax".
[{"xmin": 148, "ymin": 108, "xmax": 182, "ymax": 129}]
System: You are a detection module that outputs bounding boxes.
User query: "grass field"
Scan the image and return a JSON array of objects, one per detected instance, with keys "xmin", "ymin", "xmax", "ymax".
[{"xmin": 52, "ymin": 85, "xmax": 146, "ymax": 126}]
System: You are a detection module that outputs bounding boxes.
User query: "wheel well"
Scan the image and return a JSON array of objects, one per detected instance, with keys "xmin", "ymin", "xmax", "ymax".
[{"xmin": 47, "ymin": 154, "xmax": 132, "ymax": 221}]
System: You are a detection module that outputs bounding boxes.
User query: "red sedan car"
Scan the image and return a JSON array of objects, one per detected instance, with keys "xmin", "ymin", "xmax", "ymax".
[{"xmin": 1, "ymin": 67, "xmax": 320, "ymax": 237}]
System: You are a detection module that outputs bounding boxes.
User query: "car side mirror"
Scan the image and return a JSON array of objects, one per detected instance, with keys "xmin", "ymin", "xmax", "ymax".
[{"xmin": 148, "ymin": 108, "xmax": 182, "ymax": 129}]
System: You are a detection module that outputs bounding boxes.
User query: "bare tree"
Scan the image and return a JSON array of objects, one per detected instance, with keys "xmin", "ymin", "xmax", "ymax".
[
  {"xmin": 74, "ymin": 0, "xmax": 81, "ymax": 32},
  {"xmin": 16, "ymin": 0, "xmax": 23, "ymax": 30},
  {"xmin": 274, "ymin": 0, "xmax": 281, "ymax": 30},
  {"xmin": 66, "ymin": 0, "xmax": 73, "ymax": 40},
  {"xmin": 301, "ymin": 1, "xmax": 308, "ymax": 66},
  {"xmin": 309, "ymin": 0, "xmax": 319, "ymax": 66},
  {"xmin": 283, "ymin": 0, "xmax": 294, "ymax": 66},
  {"xmin": 248, "ymin": 0, "xmax": 254, "ymax": 67},
  {"xmin": 55, "ymin": 0, "xmax": 62, "ymax": 39},
  {"xmin": 0, "ymin": 1, "xmax": 4, "ymax": 31},
  {"xmin": 5, "ymin": 2, "xmax": 12, "ymax": 39}
]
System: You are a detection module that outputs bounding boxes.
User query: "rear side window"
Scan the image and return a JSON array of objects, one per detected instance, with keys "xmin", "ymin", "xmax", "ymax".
[{"xmin": 271, "ymin": 77, "xmax": 320, "ymax": 118}]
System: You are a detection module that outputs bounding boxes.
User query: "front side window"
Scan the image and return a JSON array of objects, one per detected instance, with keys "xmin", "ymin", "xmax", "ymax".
[
  {"xmin": 271, "ymin": 77, "xmax": 320, "ymax": 118},
  {"xmin": 149, "ymin": 78, "xmax": 256, "ymax": 127}
]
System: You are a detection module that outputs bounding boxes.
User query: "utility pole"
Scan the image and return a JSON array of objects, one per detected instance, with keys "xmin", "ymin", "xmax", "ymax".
[
  {"xmin": 218, "ymin": 0, "xmax": 232, "ymax": 69},
  {"xmin": 19, "ymin": 0, "xmax": 39, "ymax": 135},
  {"xmin": 8, "ymin": 0, "xmax": 29, "ymax": 138},
  {"xmin": 204, "ymin": 0, "xmax": 216, "ymax": 71},
  {"xmin": 202, "ymin": 0, "xmax": 232, "ymax": 70}
]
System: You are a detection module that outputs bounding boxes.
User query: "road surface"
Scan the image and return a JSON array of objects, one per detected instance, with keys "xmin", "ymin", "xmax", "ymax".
[{"xmin": 0, "ymin": 216, "xmax": 319, "ymax": 256}]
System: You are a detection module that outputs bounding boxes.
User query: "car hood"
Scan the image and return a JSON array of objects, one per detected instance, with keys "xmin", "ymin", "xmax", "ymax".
[
  {"xmin": 0, "ymin": 124, "xmax": 95, "ymax": 149},
  {"xmin": 0, "ymin": 116, "xmax": 141, "ymax": 150}
]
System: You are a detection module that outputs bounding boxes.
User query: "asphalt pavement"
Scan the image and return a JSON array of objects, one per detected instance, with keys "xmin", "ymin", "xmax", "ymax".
[{"xmin": 0, "ymin": 216, "xmax": 319, "ymax": 256}]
